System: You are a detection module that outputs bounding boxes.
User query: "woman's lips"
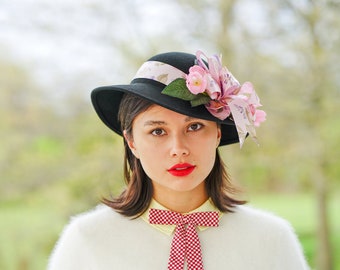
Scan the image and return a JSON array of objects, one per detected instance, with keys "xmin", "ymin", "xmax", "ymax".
[{"xmin": 167, "ymin": 163, "xmax": 196, "ymax": 177}]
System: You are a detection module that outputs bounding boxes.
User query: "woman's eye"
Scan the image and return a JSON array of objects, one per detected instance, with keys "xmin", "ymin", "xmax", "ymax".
[
  {"xmin": 151, "ymin": 128, "xmax": 166, "ymax": 136},
  {"xmin": 188, "ymin": 123, "xmax": 203, "ymax": 131}
]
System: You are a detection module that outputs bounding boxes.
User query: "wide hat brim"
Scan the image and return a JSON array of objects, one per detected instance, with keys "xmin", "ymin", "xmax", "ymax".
[{"xmin": 91, "ymin": 52, "xmax": 241, "ymax": 146}]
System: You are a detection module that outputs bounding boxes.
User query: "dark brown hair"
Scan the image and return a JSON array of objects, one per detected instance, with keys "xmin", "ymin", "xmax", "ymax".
[{"xmin": 102, "ymin": 93, "xmax": 246, "ymax": 217}]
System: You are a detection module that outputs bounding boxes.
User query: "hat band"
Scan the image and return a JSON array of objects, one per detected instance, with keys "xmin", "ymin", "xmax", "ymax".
[{"xmin": 133, "ymin": 61, "xmax": 186, "ymax": 86}]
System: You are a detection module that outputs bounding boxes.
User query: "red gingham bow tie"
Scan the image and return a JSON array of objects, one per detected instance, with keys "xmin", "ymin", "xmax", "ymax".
[{"xmin": 149, "ymin": 208, "xmax": 219, "ymax": 270}]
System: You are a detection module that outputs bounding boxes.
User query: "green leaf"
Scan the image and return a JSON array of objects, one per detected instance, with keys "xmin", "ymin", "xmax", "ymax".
[
  {"xmin": 161, "ymin": 78, "xmax": 196, "ymax": 101},
  {"xmin": 190, "ymin": 93, "xmax": 211, "ymax": 107}
]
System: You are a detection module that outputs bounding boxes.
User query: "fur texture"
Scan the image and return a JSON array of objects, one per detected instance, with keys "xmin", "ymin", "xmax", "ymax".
[{"xmin": 48, "ymin": 205, "xmax": 309, "ymax": 270}]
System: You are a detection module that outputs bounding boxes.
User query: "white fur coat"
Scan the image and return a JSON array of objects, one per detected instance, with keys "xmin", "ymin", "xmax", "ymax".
[{"xmin": 48, "ymin": 204, "xmax": 309, "ymax": 269}]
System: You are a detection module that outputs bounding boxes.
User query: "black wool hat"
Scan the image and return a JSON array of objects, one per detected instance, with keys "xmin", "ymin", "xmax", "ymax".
[{"xmin": 91, "ymin": 51, "xmax": 241, "ymax": 146}]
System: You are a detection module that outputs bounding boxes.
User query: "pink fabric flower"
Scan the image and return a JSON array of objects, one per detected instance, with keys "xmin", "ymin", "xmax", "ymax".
[
  {"xmin": 185, "ymin": 66, "xmax": 207, "ymax": 94},
  {"xmin": 254, "ymin": 110, "xmax": 266, "ymax": 127},
  {"xmin": 185, "ymin": 50, "xmax": 266, "ymax": 146},
  {"xmin": 205, "ymin": 100, "xmax": 231, "ymax": 120},
  {"xmin": 220, "ymin": 67, "xmax": 240, "ymax": 96},
  {"xmin": 205, "ymin": 73, "xmax": 221, "ymax": 100}
]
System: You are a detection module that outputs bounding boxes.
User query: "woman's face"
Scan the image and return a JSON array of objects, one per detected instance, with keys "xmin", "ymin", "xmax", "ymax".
[{"xmin": 125, "ymin": 105, "xmax": 221, "ymax": 200}]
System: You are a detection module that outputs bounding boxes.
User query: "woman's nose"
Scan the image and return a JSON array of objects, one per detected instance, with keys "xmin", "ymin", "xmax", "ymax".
[{"xmin": 169, "ymin": 134, "xmax": 189, "ymax": 157}]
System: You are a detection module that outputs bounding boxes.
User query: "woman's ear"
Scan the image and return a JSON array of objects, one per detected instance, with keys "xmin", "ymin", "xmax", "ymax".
[
  {"xmin": 216, "ymin": 126, "xmax": 222, "ymax": 147},
  {"xmin": 123, "ymin": 130, "xmax": 140, "ymax": 159}
]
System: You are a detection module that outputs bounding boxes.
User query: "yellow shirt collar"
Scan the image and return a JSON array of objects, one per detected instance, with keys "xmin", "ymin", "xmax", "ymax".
[{"xmin": 141, "ymin": 198, "xmax": 222, "ymax": 235}]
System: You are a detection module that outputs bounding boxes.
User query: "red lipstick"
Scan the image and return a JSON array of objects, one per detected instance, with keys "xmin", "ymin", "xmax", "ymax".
[{"xmin": 167, "ymin": 163, "xmax": 196, "ymax": 177}]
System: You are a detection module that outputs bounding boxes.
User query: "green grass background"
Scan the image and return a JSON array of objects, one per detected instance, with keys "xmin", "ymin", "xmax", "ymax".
[{"xmin": 249, "ymin": 193, "xmax": 340, "ymax": 269}]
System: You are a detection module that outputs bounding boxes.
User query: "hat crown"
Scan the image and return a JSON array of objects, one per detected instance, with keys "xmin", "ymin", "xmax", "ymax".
[{"xmin": 147, "ymin": 52, "xmax": 196, "ymax": 74}]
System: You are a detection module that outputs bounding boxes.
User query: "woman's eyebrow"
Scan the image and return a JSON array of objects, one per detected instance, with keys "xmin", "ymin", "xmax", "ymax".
[
  {"xmin": 184, "ymin": 116, "xmax": 198, "ymax": 122},
  {"xmin": 143, "ymin": 120, "xmax": 167, "ymax": 126},
  {"xmin": 144, "ymin": 117, "xmax": 199, "ymax": 126}
]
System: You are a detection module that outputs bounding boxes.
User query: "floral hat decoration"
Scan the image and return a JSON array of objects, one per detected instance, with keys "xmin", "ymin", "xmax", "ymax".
[{"xmin": 91, "ymin": 50, "xmax": 266, "ymax": 147}]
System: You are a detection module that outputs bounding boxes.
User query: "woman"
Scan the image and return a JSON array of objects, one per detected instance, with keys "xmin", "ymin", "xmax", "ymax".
[{"xmin": 48, "ymin": 51, "xmax": 309, "ymax": 269}]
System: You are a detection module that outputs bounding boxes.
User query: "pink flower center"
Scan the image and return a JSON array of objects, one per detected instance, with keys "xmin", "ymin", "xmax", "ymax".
[{"xmin": 192, "ymin": 76, "xmax": 202, "ymax": 86}]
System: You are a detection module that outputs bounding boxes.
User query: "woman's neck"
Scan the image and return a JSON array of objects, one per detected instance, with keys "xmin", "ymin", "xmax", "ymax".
[{"xmin": 152, "ymin": 183, "xmax": 208, "ymax": 213}]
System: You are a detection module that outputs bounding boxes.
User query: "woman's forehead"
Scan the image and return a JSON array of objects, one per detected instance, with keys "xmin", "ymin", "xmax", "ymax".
[{"xmin": 138, "ymin": 104, "xmax": 199, "ymax": 122}]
